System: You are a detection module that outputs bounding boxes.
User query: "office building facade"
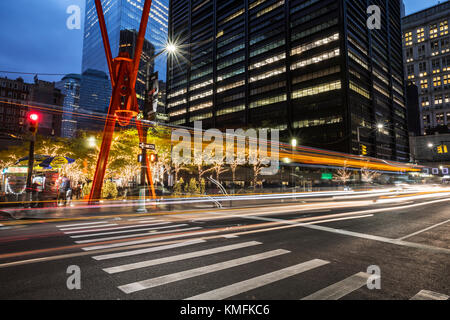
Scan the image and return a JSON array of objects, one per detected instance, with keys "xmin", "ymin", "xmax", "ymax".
[
  {"xmin": 0, "ymin": 76, "xmax": 63, "ymax": 147},
  {"xmin": 402, "ymin": 1, "xmax": 450, "ymax": 134},
  {"xmin": 79, "ymin": 69, "xmax": 111, "ymax": 115},
  {"xmin": 166, "ymin": 0, "xmax": 409, "ymax": 161},
  {"xmin": 56, "ymin": 74, "xmax": 81, "ymax": 138},
  {"xmin": 81, "ymin": 0, "xmax": 169, "ymax": 86}
]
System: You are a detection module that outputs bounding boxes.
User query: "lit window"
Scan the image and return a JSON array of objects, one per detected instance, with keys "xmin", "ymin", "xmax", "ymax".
[
  {"xmin": 291, "ymin": 33, "xmax": 339, "ymax": 56},
  {"xmin": 430, "ymin": 24, "xmax": 438, "ymax": 39},
  {"xmin": 417, "ymin": 28, "xmax": 425, "ymax": 42},
  {"xmin": 249, "ymin": 52, "xmax": 286, "ymax": 70},
  {"xmin": 440, "ymin": 21, "xmax": 448, "ymax": 36},
  {"xmin": 291, "ymin": 80, "xmax": 341, "ymax": 99},
  {"xmin": 404, "ymin": 31, "xmax": 413, "ymax": 46},
  {"xmin": 291, "ymin": 48, "xmax": 340, "ymax": 70},
  {"xmin": 420, "ymin": 79, "xmax": 428, "ymax": 89}
]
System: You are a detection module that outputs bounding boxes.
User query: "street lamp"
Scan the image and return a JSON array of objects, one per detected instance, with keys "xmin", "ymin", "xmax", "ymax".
[
  {"xmin": 291, "ymin": 138, "xmax": 298, "ymax": 148},
  {"xmin": 377, "ymin": 123, "xmax": 384, "ymax": 130},
  {"xmin": 87, "ymin": 136, "xmax": 96, "ymax": 148},
  {"xmin": 428, "ymin": 143, "xmax": 434, "ymax": 148}
]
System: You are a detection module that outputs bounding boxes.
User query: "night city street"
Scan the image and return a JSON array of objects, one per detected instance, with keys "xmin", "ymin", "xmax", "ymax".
[{"xmin": 0, "ymin": 0, "xmax": 449, "ymax": 312}]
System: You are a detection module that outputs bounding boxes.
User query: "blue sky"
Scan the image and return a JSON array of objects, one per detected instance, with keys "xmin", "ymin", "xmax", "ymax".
[{"xmin": 0, "ymin": 0, "xmax": 446, "ymax": 83}]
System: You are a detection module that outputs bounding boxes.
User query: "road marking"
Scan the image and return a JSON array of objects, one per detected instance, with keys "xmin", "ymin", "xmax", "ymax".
[
  {"xmin": 410, "ymin": 290, "xmax": 449, "ymax": 300},
  {"xmin": 63, "ymin": 222, "xmax": 171, "ymax": 234},
  {"xmin": 56, "ymin": 221, "xmax": 109, "ymax": 228},
  {"xmin": 209, "ymin": 206, "xmax": 450, "ymax": 255},
  {"xmin": 118, "ymin": 249, "xmax": 290, "ymax": 294},
  {"xmin": 82, "ymin": 229, "xmax": 220, "ymax": 251},
  {"xmin": 186, "ymin": 259, "xmax": 329, "ymax": 300},
  {"xmin": 127, "ymin": 217, "xmax": 157, "ymax": 221},
  {"xmin": 397, "ymin": 219, "xmax": 450, "ymax": 241},
  {"xmin": 92, "ymin": 240, "xmax": 206, "ymax": 260},
  {"xmin": 222, "ymin": 235, "xmax": 239, "ymax": 239},
  {"xmin": 301, "ymin": 272, "xmax": 374, "ymax": 300},
  {"xmin": 70, "ymin": 224, "xmax": 189, "ymax": 238},
  {"xmin": 104, "ymin": 241, "xmax": 262, "ymax": 274},
  {"xmin": 75, "ymin": 227, "xmax": 202, "ymax": 244},
  {"xmin": 60, "ymin": 224, "xmax": 117, "ymax": 231}
]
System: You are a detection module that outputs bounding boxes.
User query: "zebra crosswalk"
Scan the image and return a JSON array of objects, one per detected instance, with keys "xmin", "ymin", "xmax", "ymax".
[{"xmin": 55, "ymin": 217, "xmax": 449, "ymax": 300}]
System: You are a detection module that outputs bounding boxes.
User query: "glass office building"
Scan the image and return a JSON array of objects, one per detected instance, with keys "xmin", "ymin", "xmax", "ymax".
[
  {"xmin": 56, "ymin": 74, "xmax": 81, "ymax": 138},
  {"xmin": 81, "ymin": 0, "xmax": 169, "ymax": 112},
  {"xmin": 167, "ymin": 0, "xmax": 409, "ymax": 161}
]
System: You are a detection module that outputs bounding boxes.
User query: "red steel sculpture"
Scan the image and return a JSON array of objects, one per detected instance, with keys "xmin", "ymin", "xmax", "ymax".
[{"xmin": 89, "ymin": 0, "xmax": 156, "ymax": 203}]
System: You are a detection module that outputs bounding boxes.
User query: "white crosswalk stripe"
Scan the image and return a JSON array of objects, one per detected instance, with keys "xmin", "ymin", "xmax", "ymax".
[
  {"xmin": 63, "ymin": 222, "xmax": 171, "ymax": 235},
  {"xmin": 118, "ymin": 249, "xmax": 290, "ymax": 294},
  {"xmin": 59, "ymin": 224, "xmax": 117, "ymax": 231},
  {"xmin": 127, "ymin": 217, "xmax": 158, "ymax": 221},
  {"xmin": 82, "ymin": 229, "xmax": 220, "ymax": 251},
  {"xmin": 410, "ymin": 290, "xmax": 449, "ymax": 300},
  {"xmin": 103, "ymin": 241, "xmax": 262, "ymax": 274},
  {"xmin": 186, "ymin": 259, "xmax": 329, "ymax": 300},
  {"xmin": 56, "ymin": 221, "xmax": 110, "ymax": 228},
  {"xmin": 92, "ymin": 239, "xmax": 207, "ymax": 261},
  {"xmin": 75, "ymin": 226, "xmax": 202, "ymax": 244},
  {"xmin": 301, "ymin": 272, "xmax": 375, "ymax": 300},
  {"xmin": 70, "ymin": 224, "xmax": 189, "ymax": 238}
]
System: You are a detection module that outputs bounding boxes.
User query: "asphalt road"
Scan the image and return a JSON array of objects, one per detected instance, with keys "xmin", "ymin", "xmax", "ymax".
[{"xmin": 0, "ymin": 190, "xmax": 449, "ymax": 300}]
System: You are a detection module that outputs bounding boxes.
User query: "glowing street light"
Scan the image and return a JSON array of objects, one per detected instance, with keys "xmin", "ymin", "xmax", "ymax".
[
  {"xmin": 428, "ymin": 143, "xmax": 434, "ymax": 148},
  {"xmin": 291, "ymin": 138, "xmax": 298, "ymax": 148},
  {"xmin": 87, "ymin": 136, "xmax": 97, "ymax": 148},
  {"xmin": 377, "ymin": 123, "xmax": 384, "ymax": 130},
  {"xmin": 166, "ymin": 43, "xmax": 177, "ymax": 54}
]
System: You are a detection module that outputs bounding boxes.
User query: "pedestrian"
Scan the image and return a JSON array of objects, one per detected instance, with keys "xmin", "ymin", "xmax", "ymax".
[{"xmin": 58, "ymin": 176, "xmax": 71, "ymax": 206}]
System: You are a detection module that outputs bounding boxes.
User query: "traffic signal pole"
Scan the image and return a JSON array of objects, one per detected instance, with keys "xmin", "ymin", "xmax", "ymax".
[{"xmin": 25, "ymin": 134, "xmax": 35, "ymax": 205}]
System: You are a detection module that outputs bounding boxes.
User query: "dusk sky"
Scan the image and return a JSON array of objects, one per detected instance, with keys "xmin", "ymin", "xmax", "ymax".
[{"xmin": 0, "ymin": 0, "xmax": 446, "ymax": 83}]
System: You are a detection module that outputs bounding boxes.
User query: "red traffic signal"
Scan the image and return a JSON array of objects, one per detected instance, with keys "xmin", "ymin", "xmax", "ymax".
[
  {"xmin": 28, "ymin": 112, "xmax": 39, "ymax": 135},
  {"xmin": 29, "ymin": 113, "xmax": 39, "ymax": 122},
  {"xmin": 149, "ymin": 153, "xmax": 158, "ymax": 163}
]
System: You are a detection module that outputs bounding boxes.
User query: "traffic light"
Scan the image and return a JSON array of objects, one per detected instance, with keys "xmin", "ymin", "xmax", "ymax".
[
  {"xmin": 149, "ymin": 153, "xmax": 158, "ymax": 163},
  {"xmin": 361, "ymin": 144, "xmax": 368, "ymax": 156},
  {"xmin": 437, "ymin": 145, "xmax": 448, "ymax": 154},
  {"xmin": 28, "ymin": 113, "xmax": 39, "ymax": 135}
]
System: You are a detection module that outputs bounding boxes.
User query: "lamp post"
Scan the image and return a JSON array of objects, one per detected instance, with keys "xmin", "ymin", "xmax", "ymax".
[
  {"xmin": 140, "ymin": 43, "xmax": 178, "ymax": 189},
  {"xmin": 357, "ymin": 123, "xmax": 384, "ymax": 156},
  {"xmin": 290, "ymin": 138, "xmax": 297, "ymax": 190}
]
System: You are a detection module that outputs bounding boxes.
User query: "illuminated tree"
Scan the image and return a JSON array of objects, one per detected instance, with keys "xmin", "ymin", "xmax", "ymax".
[
  {"xmin": 361, "ymin": 166, "xmax": 380, "ymax": 183},
  {"xmin": 334, "ymin": 162, "xmax": 352, "ymax": 185}
]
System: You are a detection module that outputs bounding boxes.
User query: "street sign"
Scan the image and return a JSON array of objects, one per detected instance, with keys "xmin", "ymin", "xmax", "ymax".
[
  {"xmin": 321, "ymin": 173, "xmax": 333, "ymax": 180},
  {"xmin": 139, "ymin": 143, "xmax": 155, "ymax": 150}
]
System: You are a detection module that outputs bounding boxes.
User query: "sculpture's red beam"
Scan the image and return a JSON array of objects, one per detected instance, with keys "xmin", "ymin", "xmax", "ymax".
[{"xmin": 89, "ymin": 0, "xmax": 155, "ymax": 204}]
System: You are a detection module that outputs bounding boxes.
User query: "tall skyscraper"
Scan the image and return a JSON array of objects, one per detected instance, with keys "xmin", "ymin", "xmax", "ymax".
[
  {"xmin": 56, "ymin": 74, "xmax": 81, "ymax": 138},
  {"xmin": 79, "ymin": 69, "xmax": 111, "ymax": 115},
  {"xmin": 402, "ymin": 1, "xmax": 450, "ymax": 135},
  {"xmin": 81, "ymin": 0, "xmax": 169, "ymax": 82},
  {"xmin": 166, "ymin": 0, "xmax": 409, "ymax": 161}
]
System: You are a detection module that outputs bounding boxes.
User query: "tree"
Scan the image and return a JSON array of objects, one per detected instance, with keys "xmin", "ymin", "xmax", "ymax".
[
  {"xmin": 173, "ymin": 177, "xmax": 184, "ymax": 196},
  {"xmin": 229, "ymin": 158, "xmax": 240, "ymax": 185},
  {"xmin": 361, "ymin": 166, "xmax": 380, "ymax": 183},
  {"xmin": 194, "ymin": 150, "xmax": 214, "ymax": 182},
  {"xmin": 212, "ymin": 156, "xmax": 229, "ymax": 182},
  {"xmin": 334, "ymin": 163, "xmax": 352, "ymax": 185}
]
